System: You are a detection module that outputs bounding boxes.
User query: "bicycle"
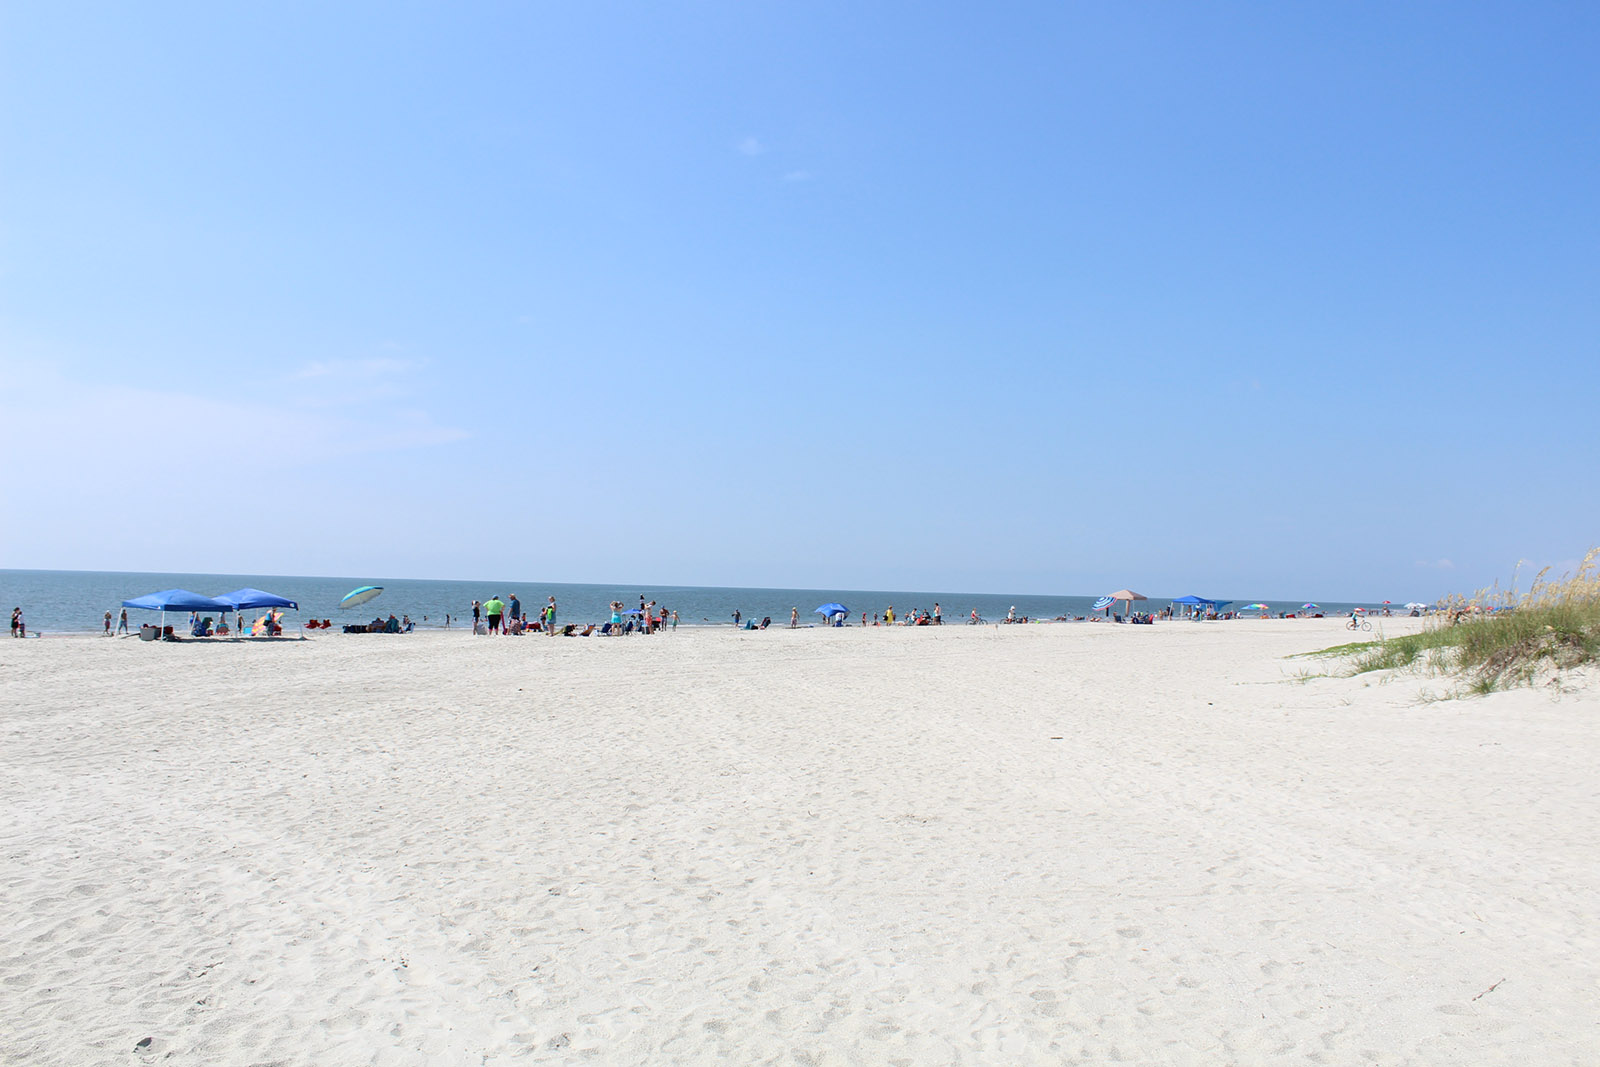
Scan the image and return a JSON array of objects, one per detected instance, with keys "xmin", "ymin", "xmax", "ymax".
[{"xmin": 1345, "ymin": 616, "xmax": 1372, "ymax": 632}]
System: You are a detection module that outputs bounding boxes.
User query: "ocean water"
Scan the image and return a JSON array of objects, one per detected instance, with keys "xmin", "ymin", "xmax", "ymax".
[{"xmin": 0, "ymin": 569, "xmax": 1396, "ymax": 635}]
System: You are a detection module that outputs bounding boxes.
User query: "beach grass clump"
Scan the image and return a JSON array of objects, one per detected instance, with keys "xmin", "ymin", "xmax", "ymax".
[{"xmin": 1339, "ymin": 548, "xmax": 1600, "ymax": 694}]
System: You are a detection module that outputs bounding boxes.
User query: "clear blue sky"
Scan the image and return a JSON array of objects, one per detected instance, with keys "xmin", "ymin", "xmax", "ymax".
[{"xmin": 3, "ymin": 2, "xmax": 1596, "ymax": 601}]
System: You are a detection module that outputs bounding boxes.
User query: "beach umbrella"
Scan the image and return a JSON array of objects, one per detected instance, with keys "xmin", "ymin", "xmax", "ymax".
[
  {"xmin": 1107, "ymin": 589, "xmax": 1146, "ymax": 616},
  {"xmin": 1302, "ymin": 603, "xmax": 1319, "ymax": 610},
  {"xmin": 340, "ymin": 586, "xmax": 383, "ymax": 609},
  {"xmin": 814, "ymin": 603, "xmax": 849, "ymax": 617},
  {"xmin": 1243, "ymin": 603, "xmax": 1271, "ymax": 611},
  {"xmin": 1404, "ymin": 602, "xmax": 1427, "ymax": 610},
  {"xmin": 1092, "ymin": 595, "xmax": 1115, "ymax": 611}
]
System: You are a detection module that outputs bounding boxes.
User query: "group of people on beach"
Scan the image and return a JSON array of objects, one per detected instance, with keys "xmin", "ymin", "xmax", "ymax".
[
  {"xmin": 613, "ymin": 599, "xmax": 676, "ymax": 634},
  {"xmin": 868, "ymin": 603, "xmax": 946, "ymax": 626},
  {"xmin": 470, "ymin": 594, "xmax": 557, "ymax": 635},
  {"xmin": 466, "ymin": 594, "xmax": 666, "ymax": 635},
  {"xmin": 463, "ymin": 594, "xmax": 681, "ymax": 636}
]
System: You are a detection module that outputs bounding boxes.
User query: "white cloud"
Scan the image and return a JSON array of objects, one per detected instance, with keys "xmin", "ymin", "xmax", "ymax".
[
  {"xmin": 290, "ymin": 357, "xmax": 420, "ymax": 382},
  {"xmin": 286, "ymin": 357, "xmax": 428, "ymax": 406}
]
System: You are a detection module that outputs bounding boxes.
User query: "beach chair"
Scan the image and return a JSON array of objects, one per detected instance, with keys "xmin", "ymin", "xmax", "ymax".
[
  {"xmin": 577, "ymin": 624, "xmax": 595, "ymax": 637},
  {"xmin": 599, "ymin": 622, "xmax": 613, "ymax": 635}
]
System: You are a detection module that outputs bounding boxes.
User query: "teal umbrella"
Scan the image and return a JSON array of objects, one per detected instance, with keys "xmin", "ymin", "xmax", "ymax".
[{"xmin": 340, "ymin": 586, "xmax": 383, "ymax": 609}]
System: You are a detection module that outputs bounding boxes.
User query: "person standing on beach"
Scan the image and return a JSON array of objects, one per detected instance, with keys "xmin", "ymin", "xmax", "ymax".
[
  {"xmin": 117, "ymin": 607, "xmax": 129, "ymax": 634},
  {"xmin": 507, "ymin": 594, "xmax": 521, "ymax": 634},
  {"xmin": 545, "ymin": 596, "xmax": 557, "ymax": 636},
  {"xmin": 790, "ymin": 607, "xmax": 798, "ymax": 627},
  {"xmin": 670, "ymin": 610, "xmax": 678, "ymax": 631},
  {"xmin": 472, "ymin": 600, "xmax": 481, "ymax": 633},
  {"xmin": 733, "ymin": 609, "xmax": 741, "ymax": 628},
  {"xmin": 885, "ymin": 606, "xmax": 894, "ymax": 625},
  {"xmin": 485, "ymin": 596, "xmax": 504, "ymax": 634},
  {"xmin": 11, "ymin": 608, "xmax": 23, "ymax": 637},
  {"xmin": 933, "ymin": 603, "xmax": 942, "ymax": 625},
  {"xmin": 103, "ymin": 610, "xmax": 112, "ymax": 635}
]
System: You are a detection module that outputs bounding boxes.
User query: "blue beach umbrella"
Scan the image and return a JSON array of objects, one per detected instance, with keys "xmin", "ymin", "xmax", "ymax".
[
  {"xmin": 1092, "ymin": 595, "xmax": 1115, "ymax": 611},
  {"xmin": 814, "ymin": 603, "xmax": 849, "ymax": 617},
  {"xmin": 340, "ymin": 586, "xmax": 383, "ymax": 609}
]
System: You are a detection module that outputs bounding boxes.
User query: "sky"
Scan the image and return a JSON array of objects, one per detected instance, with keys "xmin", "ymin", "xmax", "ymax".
[{"xmin": 2, "ymin": 2, "xmax": 1596, "ymax": 602}]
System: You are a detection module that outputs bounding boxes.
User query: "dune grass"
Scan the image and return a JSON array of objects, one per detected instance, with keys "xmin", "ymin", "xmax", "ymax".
[{"xmin": 1319, "ymin": 548, "xmax": 1600, "ymax": 695}]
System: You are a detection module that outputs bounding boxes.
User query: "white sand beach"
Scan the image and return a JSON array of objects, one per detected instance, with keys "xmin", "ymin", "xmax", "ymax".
[{"xmin": 3, "ymin": 619, "xmax": 1596, "ymax": 1065}]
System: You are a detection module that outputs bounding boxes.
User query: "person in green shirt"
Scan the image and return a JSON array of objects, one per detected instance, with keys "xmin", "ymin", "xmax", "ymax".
[{"xmin": 484, "ymin": 596, "xmax": 505, "ymax": 634}]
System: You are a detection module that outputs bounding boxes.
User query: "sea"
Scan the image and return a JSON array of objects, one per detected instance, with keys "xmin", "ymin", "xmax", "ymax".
[{"xmin": 0, "ymin": 569, "xmax": 1396, "ymax": 635}]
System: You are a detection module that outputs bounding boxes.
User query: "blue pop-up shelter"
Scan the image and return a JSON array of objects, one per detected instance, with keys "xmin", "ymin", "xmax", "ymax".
[
  {"xmin": 121, "ymin": 589, "xmax": 232, "ymax": 638},
  {"xmin": 1171, "ymin": 595, "xmax": 1231, "ymax": 617},
  {"xmin": 215, "ymin": 588, "xmax": 303, "ymax": 638},
  {"xmin": 215, "ymin": 588, "xmax": 298, "ymax": 611},
  {"xmin": 814, "ymin": 603, "xmax": 849, "ymax": 627}
]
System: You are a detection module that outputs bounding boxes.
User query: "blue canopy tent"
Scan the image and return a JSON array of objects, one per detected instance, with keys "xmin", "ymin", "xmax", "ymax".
[
  {"xmin": 121, "ymin": 589, "xmax": 232, "ymax": 640},
  {"xmin": 1171, "ymin": 595, "xmax": 1231, "ymax": 618},
  {"xmin": 215, "ymin": 588, "xmax": 302, "ymax": 638},
  {"xmin": 216, "ymin": 588, "xmax": 298, "ymax": 611}
]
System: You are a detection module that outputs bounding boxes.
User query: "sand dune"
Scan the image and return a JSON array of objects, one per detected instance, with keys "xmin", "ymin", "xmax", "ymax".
[{"xmin": 3, "ymin": 620, "xmax": 1596, "ymax": 1065}]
